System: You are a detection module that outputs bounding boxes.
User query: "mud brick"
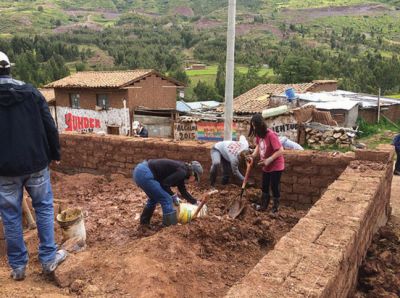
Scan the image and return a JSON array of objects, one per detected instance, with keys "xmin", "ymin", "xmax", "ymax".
[
  {"xmin": 293, "ymin": 166, "xmax": 319, "ymax": 175},
  {"xmin": 293, "ymin": 184, "xmax": 319, "ymax": 195},
  {"xmin": 297, "ymin": 177, "xmax": 310, "ymax": 185},
  {"xmin": 286, "ymin": 218, "xmax": 326, "ymax": 243},
  {"xmin": 282, "ymin": 153, "xmax": 297, "ymax": 164},
  {"xmin": 328, "ymin": 180, "xmax": 355, "ymax": 192},
  {"xmin": 281, "ymin": 183, "xmax": 293, "ymax": 193},
  {"xmin": 281, "ymin": 174, "xmax": 297, "ymax": 184},
  {"xmin": 114, "ymin": 155, "xmax": 127, "ymax": 163},
  {"xmin": 355, "ymin": 149, "xmax": 391, "ymax": 163},
  {"xmin": 311, "ymin": 177, "xmax": 333, "ymax": 188},
  {"xmin": 298, "ymin": 194, "xmax": 312, "ymax": 204},
  {"xmin": 283, "ymin": 194, "xmax": 298, "ymax": 202},
  {"xmin": 319, "ymin": 167, "xmax": 337, "ymax": 176}
]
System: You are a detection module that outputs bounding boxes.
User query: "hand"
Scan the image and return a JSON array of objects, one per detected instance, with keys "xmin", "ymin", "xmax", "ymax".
[
  {"xmin": 246, "ymin": 156, "xmax": 254, "ymax": 166},
  {"xmin": 172, "ymin": 194, "xmax": 181, "ymax": 206},
  {"xmin": 258, "ymin": 157, "xmax": 273, "ymax": 167}
]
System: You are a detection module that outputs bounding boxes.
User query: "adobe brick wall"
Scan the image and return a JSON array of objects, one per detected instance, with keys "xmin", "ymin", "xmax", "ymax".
[
  {"xmin": 127, "ymin": 75, "xmax": 177, "ymax": 110},
  {"xmin": 56, "ymin": 133, "xmax": 355, "ymax": 210},
  {"xmin": 359, "ymin": 105, "xmax": 400, "ymax": 124},
  {"xmin": 226, "ymin": 149, "xmax": 394, "ymax": 298},
  {"xmin": 55, "ymin": 89, "xmax": 127, "ymax": 109}
]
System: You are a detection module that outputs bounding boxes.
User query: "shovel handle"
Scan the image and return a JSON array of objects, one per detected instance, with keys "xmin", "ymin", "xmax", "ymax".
[
  {"xmin": 193, "ymin": 189, "xmax": 218, "ymax": 220},
  {"xmin": 22, "ymin": 197, "xmax": 36, "ymax": 230}
]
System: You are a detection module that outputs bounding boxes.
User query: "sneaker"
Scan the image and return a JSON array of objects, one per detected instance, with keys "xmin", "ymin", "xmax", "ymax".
[
  {"xmin": 10, "ymin": 266, "xmax": 26, "ymax": 281},
  {"xmin": 42, "ymin": 250, "xmax": 68, "ymax": 274}
]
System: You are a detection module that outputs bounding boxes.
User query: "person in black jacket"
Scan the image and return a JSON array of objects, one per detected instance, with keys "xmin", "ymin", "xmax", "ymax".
[
  {"xmin": 0, "ymin": 51, "xmax": 67, "ymax": 281},
  {"xmin": 132, "ymin": 159, "xmax": 203, "ymax": 226}
]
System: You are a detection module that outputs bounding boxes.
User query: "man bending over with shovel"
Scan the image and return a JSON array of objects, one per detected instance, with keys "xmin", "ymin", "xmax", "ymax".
[
  {"xmin": 133, "ymin": 159, "xmax": 203, "ymax": 226},
  {"xmin": 210, "ymin": 135, "xmax": 250, "ymax": 187}
]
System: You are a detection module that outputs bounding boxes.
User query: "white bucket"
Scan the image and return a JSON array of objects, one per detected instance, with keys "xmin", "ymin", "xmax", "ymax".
[
  {"xmin": 177, "ymin": 203, "xmax": 207, "ymax": 224},
  {"xmin": 56, "ymin": 208, "xmax": 86, "ymax": 243}
]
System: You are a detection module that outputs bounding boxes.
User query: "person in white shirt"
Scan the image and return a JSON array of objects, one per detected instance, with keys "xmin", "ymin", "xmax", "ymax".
[{"xmin": 210, "ymin": 135, "xmax": 249, "ymax": 187}]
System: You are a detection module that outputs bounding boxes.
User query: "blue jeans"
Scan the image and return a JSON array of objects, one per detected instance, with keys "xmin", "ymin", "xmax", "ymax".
[
  {"xmin": 395, "ymin": 149, "xmax": 400, "ymax": 172},
  {"xmin": 132, "ymin": 162, "xmax": 175, "ymax": 215},
  {"xmin": 0, "ymin": 167, "xmax": 57, "ymax": 269}
]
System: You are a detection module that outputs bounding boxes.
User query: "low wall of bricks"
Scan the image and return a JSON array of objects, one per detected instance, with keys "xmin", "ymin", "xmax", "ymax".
[
  {"xmin": 226, "ymin": 148, "xmax": 394, "ymax": 297},
  {"xmin": 56, "ymin": 133, "xmax": 356, "ymax": 209}
]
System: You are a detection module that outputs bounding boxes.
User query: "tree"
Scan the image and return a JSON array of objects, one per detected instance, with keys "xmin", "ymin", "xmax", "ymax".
[
  {"xmin": 193, "ymin": 81, "xmax": 221, "ymax": 101},
  {"xmin": 276, "ymin": 54, "xmax": 321, "ymax": 83}
]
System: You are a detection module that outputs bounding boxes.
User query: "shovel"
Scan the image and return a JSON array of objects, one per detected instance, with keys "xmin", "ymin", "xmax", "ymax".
[
  {"xmin": 192, "ymin": 189, "xmax": 219, "ymax": 220},
  {"xmin": 228, "ymin": 158, "xmax": 253, "ymax": 219}
]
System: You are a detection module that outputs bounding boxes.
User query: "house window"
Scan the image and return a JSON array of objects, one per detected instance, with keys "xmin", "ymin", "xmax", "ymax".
[
  {"xmin": 96, "ymin": 94, "xmax": 109, "ymax": 110},
  {"xmin": 70, "ymin": 93, "xmax": 80, "ymax": 109}
]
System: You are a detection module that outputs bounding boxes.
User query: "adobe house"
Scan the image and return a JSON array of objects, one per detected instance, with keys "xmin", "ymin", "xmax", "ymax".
[{"xmin": 46, "ymin": 70, "xmax": 184, "ymax": 136}]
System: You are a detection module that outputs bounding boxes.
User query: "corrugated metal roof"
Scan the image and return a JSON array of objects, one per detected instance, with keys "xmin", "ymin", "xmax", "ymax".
[
  {"xmin": 186, "ymin": 101, "xmax": 221, "ymax": 110},
  {"xmin": 176, "ymin": 100, "xmax": 192, "ymax": 112}
]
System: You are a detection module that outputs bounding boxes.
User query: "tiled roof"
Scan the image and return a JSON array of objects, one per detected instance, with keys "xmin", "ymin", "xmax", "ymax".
[
  {"xmin": 46, "ymin": 69, "xmax": 184, "ymax": 89},
  {"xmin": 38, "ymin": 88, "xmax": 55, "ymax": 103},
  {"xmin": 230, "ymin": 83, "xmax": 315, "ymax": 114}
]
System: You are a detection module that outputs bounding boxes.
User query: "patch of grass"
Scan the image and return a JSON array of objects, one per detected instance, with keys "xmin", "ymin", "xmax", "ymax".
[
  {"xmin": 357, "ymin": 117, "xmax": 399, "ymax": 138},
  {"xmin": 388, "ymin": 94, "xmax": 400, "ymax": 99}
]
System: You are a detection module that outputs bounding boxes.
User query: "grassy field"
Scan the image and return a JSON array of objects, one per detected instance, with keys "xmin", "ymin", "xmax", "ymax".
[{"xmin": 388, "ymin": 94, "xmax": 400, "ymax": 99}]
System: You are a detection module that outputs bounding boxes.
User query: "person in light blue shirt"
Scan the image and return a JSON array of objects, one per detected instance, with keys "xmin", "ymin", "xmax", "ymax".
[
  {"xmin": 279, "ymin": 136, "xmax": 304, "ymax": 150},
  {"xmin": 392, "ymin": 133, "xmax": 400, "ymax": 175}
]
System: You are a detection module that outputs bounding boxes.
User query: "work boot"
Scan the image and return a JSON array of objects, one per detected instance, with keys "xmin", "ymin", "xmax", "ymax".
[
  {"xmin": 162, "ymin": 211, "xmax": 178, "ymax": 226},
  {"xmin": 10, "ymin": 266, "xmax": 26, "ymax": 281},
  {"xmin": 42, "ymin": 250, "xmax": 68, "ymax": 274},
  {"xmin": 260, "ymin": 192, "xmax": 270, "ymax": 211},
  {"xmin": 140, "ymin": 205, "xmax": 156, "ymax": 225},
  {"xmin": 272, "ymin": 197, "xmax": 280, "ymax": 213}
]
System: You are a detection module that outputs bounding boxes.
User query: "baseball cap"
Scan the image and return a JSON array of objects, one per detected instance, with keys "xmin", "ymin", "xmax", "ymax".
[
  {"xmin": 132, "ymin": 121, "xmax": 140, "ymax": 130},
  {"xmin": 0, "ymin": 52, "xmax": 13, "ymax": 69},
  {"xmin": 191, "ymin": 161, "xmax": 203, "ymax": 182}
]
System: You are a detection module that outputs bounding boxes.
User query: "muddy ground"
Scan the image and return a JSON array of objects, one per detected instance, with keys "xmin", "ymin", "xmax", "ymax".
[
  {"xmin": 354, "ymin": 222, "xmax": 400, "ymax": 298},
  {"xmin": 0, "ymin": 172, "xmax": 306, "ymax": 297}
]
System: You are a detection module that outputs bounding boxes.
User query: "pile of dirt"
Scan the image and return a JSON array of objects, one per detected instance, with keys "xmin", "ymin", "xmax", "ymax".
[
  {"xmin": 355, "ymin": 223, "xmax": 400, "ymax": 298},
  {"xmin": 1, "ymin": 172, "xmax": 307, "ymax": 297}
]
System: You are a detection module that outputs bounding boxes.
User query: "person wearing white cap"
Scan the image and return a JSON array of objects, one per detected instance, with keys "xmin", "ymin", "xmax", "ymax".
[
  {"xmin": 132, "ymin": 120, "xmax": 148, "ymax": 138},
  {"xmin": 0, "ymin": 51, "xmax": 67, "ymax": 281}
]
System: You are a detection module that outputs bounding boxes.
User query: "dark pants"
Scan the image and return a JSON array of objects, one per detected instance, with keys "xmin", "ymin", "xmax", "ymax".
[
  {"xmin": 262, "ymin": 171, "xmax": 283, "ymax": 198},
  {"xmin": 395, "ymin": 149, "xmax": 400, "ymax": 172},
  {"xmin": 210, "ymin": 148, "xmax": 231, "ymax": 186}
]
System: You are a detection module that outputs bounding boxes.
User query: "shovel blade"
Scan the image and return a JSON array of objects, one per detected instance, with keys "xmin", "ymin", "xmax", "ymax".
[{"xmin": 228, "ymin": 199, "xmax": 245, "ymax": 219}]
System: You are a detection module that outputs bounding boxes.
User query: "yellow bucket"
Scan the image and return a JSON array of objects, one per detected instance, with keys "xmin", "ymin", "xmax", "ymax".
[{"xmin": 177, "ymin": 203, "xmax": 207, "ymax": 224}]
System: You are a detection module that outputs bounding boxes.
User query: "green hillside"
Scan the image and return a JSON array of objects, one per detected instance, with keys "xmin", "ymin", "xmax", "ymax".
[{"xmin": 1, "ymin": 0, "xmax": 400, "ymax": 99}]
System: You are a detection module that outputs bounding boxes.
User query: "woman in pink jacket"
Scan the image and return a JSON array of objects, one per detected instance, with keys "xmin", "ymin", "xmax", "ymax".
[{"xmin": 249, "ymin": 114, "xmax": 285, "ymax": 213}]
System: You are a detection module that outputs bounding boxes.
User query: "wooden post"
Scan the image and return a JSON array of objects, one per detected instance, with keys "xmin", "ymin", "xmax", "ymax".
[{"xmin": 377, "ymin": 88, "xmax": 381, "ymax": 124}]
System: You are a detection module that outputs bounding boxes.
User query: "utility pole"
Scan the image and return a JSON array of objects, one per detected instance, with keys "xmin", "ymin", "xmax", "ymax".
[
  {"xmin": 224, "ymin": 0, "xmax": 236, "ymax": 141},
  {"xmin": 377, "ymin": 87, "xmax": 381, "ymax": 123}
]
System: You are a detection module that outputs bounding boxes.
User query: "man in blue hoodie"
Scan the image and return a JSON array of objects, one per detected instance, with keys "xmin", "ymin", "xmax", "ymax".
[
  {"xmin": 0, "ymin": 51, "xmax": 67, "ymax": 281},
  {"xmin": 392, "ymin": 133, "xmax": 400, "ymax": 175}
]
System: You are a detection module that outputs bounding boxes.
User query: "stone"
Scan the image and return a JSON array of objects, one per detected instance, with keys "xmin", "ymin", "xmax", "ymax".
[{"xmin": 333, "ymin": 133, "xmax": 342, "ymax": 139}]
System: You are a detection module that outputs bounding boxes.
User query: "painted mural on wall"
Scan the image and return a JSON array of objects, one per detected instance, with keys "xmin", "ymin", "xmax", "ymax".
[
  {"xmin": 196, "ymin": 121, "xmax": 238, "ymax": 141},
  {"xmin": 56, "ymin": 107, "xmax": 130, "ymax": 135}
]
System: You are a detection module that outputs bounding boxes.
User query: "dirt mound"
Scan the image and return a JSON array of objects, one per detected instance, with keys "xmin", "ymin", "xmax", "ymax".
[
  {"xmin": 355, "ymin": 223, "xmax": 400, "ymax": 297},
  {"xmin": 48, "ymin": 173, "xmax": 306, "ymax": 296},
  {"xmin": 174, "ymin": 6, "xmax": 194, "ymax": 17}
]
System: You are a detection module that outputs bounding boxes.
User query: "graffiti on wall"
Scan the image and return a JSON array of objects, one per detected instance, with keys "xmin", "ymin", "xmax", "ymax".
[
  {"xmin": 65, "ymin": 113, "xmax": 101, "ymax": 132},
  {"xmin": 174, "ymin": 122, "xmax": 197, "ymax": 141},
  {"xmin": 265, "ymin": 115, "xmax": 298, "ymax": 141},
  {"xmin": 56, "ymin": 106, "xmax": 130, "ymax": 135}
]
